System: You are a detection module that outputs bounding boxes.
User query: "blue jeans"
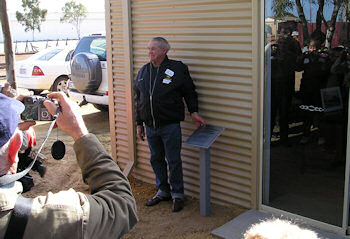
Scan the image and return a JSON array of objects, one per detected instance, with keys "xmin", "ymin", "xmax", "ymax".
[{"xmin": 145, "ymin": 123, "xmax": 184, "ymax": 199}]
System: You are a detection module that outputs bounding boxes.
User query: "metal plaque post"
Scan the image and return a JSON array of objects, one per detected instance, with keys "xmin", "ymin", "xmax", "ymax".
[{"xmin": 184, "ymin": 125, "xmax": 224, "ymax": 216}]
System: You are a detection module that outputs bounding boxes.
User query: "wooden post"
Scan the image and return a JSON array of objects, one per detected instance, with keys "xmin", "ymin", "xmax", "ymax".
[{"xmin": 0, "ymin": 0, "xmax": 16, "ymax": 89}]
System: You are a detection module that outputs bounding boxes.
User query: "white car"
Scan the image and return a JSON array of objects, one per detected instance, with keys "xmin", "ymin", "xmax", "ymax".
[{"xmin": 16, "ymin": 47, "xmax": 74, "ymax": 95}]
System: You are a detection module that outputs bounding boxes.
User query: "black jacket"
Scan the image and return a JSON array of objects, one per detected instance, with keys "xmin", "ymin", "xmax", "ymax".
[{"xmin": 134, "ymin": 56, "xmax": 198, "ymax": 128}]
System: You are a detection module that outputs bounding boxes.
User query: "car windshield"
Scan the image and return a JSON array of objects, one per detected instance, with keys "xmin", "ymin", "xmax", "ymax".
[
  {"xmin": 73, "ymin": 36, "xmax": 106, "ymax": 61},
  {"xmin": 37, "ymin": 48, "xmax": 63, "ymax": 61}
]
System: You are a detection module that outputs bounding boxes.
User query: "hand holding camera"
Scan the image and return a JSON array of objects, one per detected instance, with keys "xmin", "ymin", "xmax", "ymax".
[
  {"xmin": 43, "ymin": 92, "xmax": 89, "ymax": 141},
  {"xmin": 21, "ymin": 96, "xmax": 55, "ymax": 121}
]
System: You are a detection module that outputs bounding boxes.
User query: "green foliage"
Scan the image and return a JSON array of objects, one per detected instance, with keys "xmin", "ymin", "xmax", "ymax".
[
  {"xmin": 60, "ymin": 0, "xmax": 87, "ymax": 39},
  {"xmin": 16, "ymin": 0, "xmax": 47, "ymax": 39},
  {"xmin": 272, "ymin": 0, "xmax": 294, "ymax": 20}
]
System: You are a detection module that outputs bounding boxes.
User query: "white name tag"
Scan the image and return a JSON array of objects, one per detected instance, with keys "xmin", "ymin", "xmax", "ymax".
[
  {"xmin": 165, "ymin": 69, "xmax": 174, "ymax": 77},
  {"xmin": 163, "ymin": 79, "xmax": 171, "ymax": 84}
]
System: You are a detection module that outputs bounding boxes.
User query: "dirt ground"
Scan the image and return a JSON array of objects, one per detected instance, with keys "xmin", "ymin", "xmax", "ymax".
[{"xmin": 1, "ymin": 54, "xmax": 246, "ymax": 239}]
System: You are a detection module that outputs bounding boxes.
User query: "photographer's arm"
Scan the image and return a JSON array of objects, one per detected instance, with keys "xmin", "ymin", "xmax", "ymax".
[{"xmin": 43, "ymin": 92, "xmax": 137, "ymax": 238}]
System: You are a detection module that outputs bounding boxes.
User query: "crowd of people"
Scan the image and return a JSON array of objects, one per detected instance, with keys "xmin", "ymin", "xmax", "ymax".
[{"xmin": 268, "ymin": 27, "xmax": 350, "ymax": 155}]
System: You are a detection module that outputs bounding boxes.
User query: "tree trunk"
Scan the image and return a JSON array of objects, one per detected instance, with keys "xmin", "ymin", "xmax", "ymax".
[
  {"xmin": 325, "ymin": 1, "xmax": 341, "ymax": 48},
  {"xmin": 296, "ymin": 0, "xmax": 310, "ymax": 45},
  {"xmin": 316, "ymin": 0, "xmax": 325, "ymax": 33},
  {"xmin": 0, "ymin": 0, "xmax": 16, "ymax": 89}
]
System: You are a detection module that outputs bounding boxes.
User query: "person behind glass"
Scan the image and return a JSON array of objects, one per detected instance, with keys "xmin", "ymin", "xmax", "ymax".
[
  {"xmin": 270, "ymin": 27, "xmax": 301, "ymax": 145},
  {"xmin": 296, "ymin": 39, "xmax": 330, "ymax": 143},
  {"xmin": 0, "ymin": 92, "xmax": 137, "ymax": 238},
  {"xmin": 321, "ymin": 46, "xmax": 350, "ymax": 162},
  {"xmin": 134, "ymin": 37, "xmax": 206, "ymax": 212}
]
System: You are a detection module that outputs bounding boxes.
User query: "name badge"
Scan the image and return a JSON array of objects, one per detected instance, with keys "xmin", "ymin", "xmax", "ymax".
[
  {"xmin": 163, "ymin": 79, "xmax": 171, "ymax": 84},
  {"xmin": 165, "ymin": 69, "xmax": 174, "ymax": 77}
]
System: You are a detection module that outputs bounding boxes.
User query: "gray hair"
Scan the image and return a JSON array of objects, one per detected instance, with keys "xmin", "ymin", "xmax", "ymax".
[{"xmin": 152, "ymin": 37, "xmax": 171, "ymax": 53}]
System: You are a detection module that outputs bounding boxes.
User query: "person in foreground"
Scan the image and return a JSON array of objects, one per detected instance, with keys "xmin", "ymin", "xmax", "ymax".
[
  {"xmin": 243, "ymin": 218, "xmax": 320, "ymax": 239},
  {"xmin": 134, "ymin": 37, "xmax": 206, "ymax": 212},
  {"xmin": 0, "ymin": 92, "xmax": 138, "ymax": 238}
]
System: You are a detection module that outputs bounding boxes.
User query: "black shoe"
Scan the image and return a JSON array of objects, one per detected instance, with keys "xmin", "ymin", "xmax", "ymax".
[
  {"xmin": 19, "ymin": 174, "xmax": 34, "ymax": 193},
  {"xmin": 146, "ymin": 195, "xmax": 171, "ymax": 206},
  {"xmin": 172, "ymin": 198, "xmax": 184, "ymax": 212},
  {"xmin": 35, "ymin": 164, "xmax": 47, "ymax": 178}
]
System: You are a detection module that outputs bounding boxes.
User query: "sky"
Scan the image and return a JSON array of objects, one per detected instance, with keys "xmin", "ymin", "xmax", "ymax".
[
  {"xmin": 7, "ymin": 0, "xmax": 105, "ymax": 13},
  {"xmin": 265, "ymin": 0, "xmax": 334, "ymax": 22}
]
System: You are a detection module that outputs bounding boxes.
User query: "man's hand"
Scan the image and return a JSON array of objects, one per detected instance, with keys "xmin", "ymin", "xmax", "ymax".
[
  {"xmin": 43, "ymin": 92, "xmax": 88, "ymax": 141},
  {"xmin": 137, "ymin": 125, "xmax": 145, "ymax": 141},
  {"xmin": 191, "ymin": 112, "xmax": 206, "ymax": 128}
]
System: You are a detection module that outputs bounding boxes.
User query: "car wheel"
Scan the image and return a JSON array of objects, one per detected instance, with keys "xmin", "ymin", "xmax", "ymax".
[
  {"xmin": 52, "ymin": 76, "xmax": 68, "ymax": 94},
  {"xmin": 70, "ymin": 52, "xmax": 102, "ymax": 93},
  {"xmin": 93, "ymin": 104, "xmax": 109, "ymax": 112}
]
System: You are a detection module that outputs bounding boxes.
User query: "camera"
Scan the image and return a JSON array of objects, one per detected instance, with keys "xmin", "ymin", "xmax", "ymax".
[{"xmin": 21, "ymin": 96, "xmax": 54, "ymax": 121}]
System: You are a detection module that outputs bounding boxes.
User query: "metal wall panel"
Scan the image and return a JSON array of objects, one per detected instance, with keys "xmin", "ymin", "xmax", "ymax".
[
  {"xmin": 128, "ymin": 0, "xmax": 254, "ymax": 208},
  {"xmin": 107, "ymin": 0, "xmax": 137, "ymax": 172}
]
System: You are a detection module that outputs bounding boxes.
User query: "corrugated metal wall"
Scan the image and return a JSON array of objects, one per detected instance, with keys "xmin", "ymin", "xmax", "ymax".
[
  {"xmin": 108, "ymin": 0, "xmax": 256, "ymax": 209},
  {"xmin": 106, "ymin": 0, "xmax": 136, "ymax": 171}
]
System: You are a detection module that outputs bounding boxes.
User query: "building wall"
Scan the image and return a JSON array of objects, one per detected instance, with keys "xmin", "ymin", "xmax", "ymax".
[{"xmin": 106, "ymin": 0, "xmax": 261, "ymax": 209}]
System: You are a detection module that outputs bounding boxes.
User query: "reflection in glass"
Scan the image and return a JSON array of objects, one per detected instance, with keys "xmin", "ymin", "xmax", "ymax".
[{"xmin": 264, "ymin": 0, "xmax": 350, "ymax": 227}]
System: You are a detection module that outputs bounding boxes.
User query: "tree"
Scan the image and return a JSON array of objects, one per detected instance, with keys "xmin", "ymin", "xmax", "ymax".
[
  {"xmin": 16, "ymin": 0, "xmax": 47, "ymax": 41},
  {"xmin": 272, "ymin": 0, "xmax": 346, "ymax": 47},
  {"xmin": 61, "ymin": 0, "xmax": 87, "ymax": 39},
  {"xmin": 0, "ymin": 0, "xmax": 16, "ymax": 89}
]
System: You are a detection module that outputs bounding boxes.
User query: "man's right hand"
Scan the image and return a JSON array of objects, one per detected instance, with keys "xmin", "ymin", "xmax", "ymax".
[
  {"xmin": 137, "ymin": 125, "xmax": 145, "ymax": 141},
  {"xmin": 43, "ymin": 92, "xmax": 89, "ymax": 141}
]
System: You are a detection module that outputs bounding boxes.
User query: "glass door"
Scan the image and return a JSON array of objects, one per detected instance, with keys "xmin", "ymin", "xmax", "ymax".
[{"xmin": 263, "ymin": 0, "xmax": 350, "ymax": 229}]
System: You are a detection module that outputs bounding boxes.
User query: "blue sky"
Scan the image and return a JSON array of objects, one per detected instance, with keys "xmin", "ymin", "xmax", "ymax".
[
  {"xmin": 265, "ymin": 0, "xmax": 335, "ymax": 22},
  {"xmin": 7, "ymin": 0, "xmax": 104, "ymax": 13}
]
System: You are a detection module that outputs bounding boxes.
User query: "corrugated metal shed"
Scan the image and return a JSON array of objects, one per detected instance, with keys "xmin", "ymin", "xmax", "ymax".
[{"xmin": 106, "ymin": 0, "xmax": 261, "ymax": 209}]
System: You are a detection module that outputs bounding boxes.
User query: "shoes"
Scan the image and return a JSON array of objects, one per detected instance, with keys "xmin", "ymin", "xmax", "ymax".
[
  {"xmin": 19, "ymin": 174, "xmax": 34, "ymax": 193},
  {"xmin": 145, "ymin": 195, "xmax": 171, "ymax": 206},
  {"xmin": 36, "ymin": 164, "xmax": 47, "ymax": 178},
  {"xmin": 172, "ymin": 198, "xmax": 184, "ymax": 212}
]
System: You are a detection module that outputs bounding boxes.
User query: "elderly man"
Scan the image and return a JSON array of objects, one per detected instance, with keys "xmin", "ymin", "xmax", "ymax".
[
  {"xmin": 134, "ymin": 37, "xmax": 205, "ymax": 212},
  {"xmin": 0, "ymin": 92, "xmax": 137, "ymax": 238}
]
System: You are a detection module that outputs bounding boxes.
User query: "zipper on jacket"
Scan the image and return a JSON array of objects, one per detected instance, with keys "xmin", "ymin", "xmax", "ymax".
[
  {"xmin": 149, "ymin": 63, "xmax": 159, "ymax": 128},
  {"xmin": 150, "ymin": 95, "xmax": 156, "ymax": 128}
]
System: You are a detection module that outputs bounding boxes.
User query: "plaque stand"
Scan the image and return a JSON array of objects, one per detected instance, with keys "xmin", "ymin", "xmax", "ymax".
[{"xmin": 184, "ymin": 125, "xmax": 224, "ymax": 216}]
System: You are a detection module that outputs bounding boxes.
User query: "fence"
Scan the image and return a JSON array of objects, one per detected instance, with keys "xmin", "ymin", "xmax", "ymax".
[{"xmin": 0, "ymin": 39, "xmax": 79, "ymax": 55}]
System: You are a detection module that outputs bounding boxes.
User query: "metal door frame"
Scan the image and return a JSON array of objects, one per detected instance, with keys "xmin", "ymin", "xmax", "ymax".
[{"xmin": 258, "ymin": 1, "xmax": 350, "ymax": 236}]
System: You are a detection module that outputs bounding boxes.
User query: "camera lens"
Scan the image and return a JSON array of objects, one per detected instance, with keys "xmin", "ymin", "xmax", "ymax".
[{"xmin": 41, "ymin": 111, "xmax": 49, "ymax": 119}]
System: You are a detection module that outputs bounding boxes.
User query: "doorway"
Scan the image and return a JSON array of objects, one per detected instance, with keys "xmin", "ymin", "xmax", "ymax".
[{"xmin": 262, "ymin": 0, "xmax": 350, "ymax": 230}]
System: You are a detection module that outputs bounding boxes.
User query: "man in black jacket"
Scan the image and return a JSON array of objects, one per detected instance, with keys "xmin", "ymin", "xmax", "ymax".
[{"xmin": 134, "ymin": 37, "xmax": 205, "ymax": 212}]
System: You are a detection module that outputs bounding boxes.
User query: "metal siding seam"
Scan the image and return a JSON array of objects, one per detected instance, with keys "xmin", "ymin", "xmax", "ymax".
[
  {"xmin": 106, "ymin": 0, "xmax": 118, "ymax": 164},
  {"xmin": 121, "ymin": 0, "xmax": 136, "ymax": 176}
]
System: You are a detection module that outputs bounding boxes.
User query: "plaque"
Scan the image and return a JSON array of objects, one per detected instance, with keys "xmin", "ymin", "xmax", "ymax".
[{"xmin": 184, "ymin": 125, "xmax": 225, "ymax": 149}]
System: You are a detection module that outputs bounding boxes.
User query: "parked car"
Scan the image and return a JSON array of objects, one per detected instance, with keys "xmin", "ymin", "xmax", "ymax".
[
  {"xmin": 68, "ymin": 34, "xmax": 109, "ymax": 111},
  {"xmin": 16, "ymin": 47, "xmax": 74, "ymax": 95}
]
